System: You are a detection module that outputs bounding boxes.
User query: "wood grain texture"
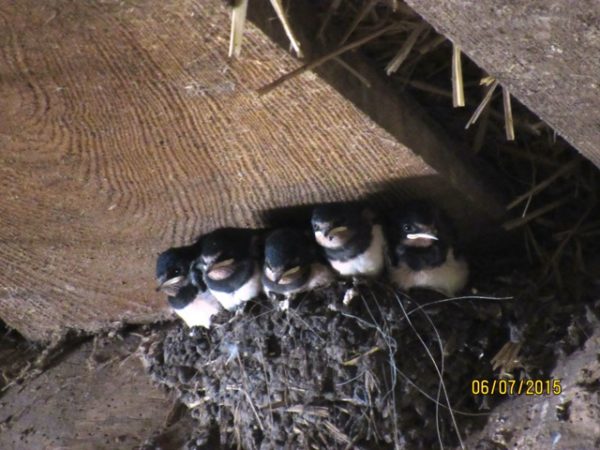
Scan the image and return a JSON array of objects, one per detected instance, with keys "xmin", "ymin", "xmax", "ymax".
[
  {"xmin": 405, "ymin": 0, "xmax": 600, "ymax": 167},
  {"xmin": 0, "ymin": 0, "xmax": 499, "ymax": 341},
  {"xmin": 0, "ymin": 335, "xmax": 176, "ymax": 449}
]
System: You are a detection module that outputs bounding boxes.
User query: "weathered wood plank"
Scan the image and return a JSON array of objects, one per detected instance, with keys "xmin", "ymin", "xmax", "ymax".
[
  {"xmin": 405, "ymin": 0, "xmax": 600, "ymax": 167},
  {"xmin": 0, "ymin": 0, "xmax": 501, "ymax": 341},
  {"xmin": 0, "ymin": 335, "xmax": 178, "ymax": 449}
]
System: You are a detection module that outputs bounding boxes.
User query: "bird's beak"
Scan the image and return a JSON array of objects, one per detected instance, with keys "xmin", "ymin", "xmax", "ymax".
[
  {"xmin": 327, "ymin": 225, "xmax": 348, "ymax": 240},
  {"xmin": 406, "ymin": 232, "xmax": 438, "ymax": 241},
  {"xmin": 206, "ymin": 258, "xmax": 235, "ymax": 280},
  {"xmin": 156, "ymin": 275, "xmax": 186, "ymax": 297},
  {"xmin": 279, "ymin": 266, "xmax": 301, "ymax": 285}
]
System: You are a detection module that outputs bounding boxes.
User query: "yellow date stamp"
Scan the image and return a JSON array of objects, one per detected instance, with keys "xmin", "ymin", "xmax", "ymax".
[{"xmin": 471, "ymin": 379, "xmax": 562, "ymax": 396}]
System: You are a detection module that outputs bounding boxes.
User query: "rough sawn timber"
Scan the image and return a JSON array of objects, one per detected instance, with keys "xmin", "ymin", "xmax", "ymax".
[
  {"xmin": 0, "ymin": 0, "xmax": 501, "ymax": 341},
  {"xmin": 405, "ymin": 0, "xmax": 600, "ymax": 167}
]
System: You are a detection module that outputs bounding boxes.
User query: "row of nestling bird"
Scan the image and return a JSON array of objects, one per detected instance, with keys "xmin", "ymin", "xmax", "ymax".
[{"xmin": 155, "ymin": 202, "xmax": 469, "ymax": 328}]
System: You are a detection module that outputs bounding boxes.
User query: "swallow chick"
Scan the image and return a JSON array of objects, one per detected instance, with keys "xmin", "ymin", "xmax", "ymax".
[
  {"xmin": 387, "ymin": 203, "xmax": 469, "ymax": 297},
  {"xmin": 194, "ymin": 227, "xmax": 263, "ymax": 312},
  {"xmin": 262, "ymin": 228, "xmax": 335, "ymax": 308},
  {"xmin": 156, "ymin": 241, "xmax": 203, "ymax": 298},
  {"xmin": 311, "ymin": 203, "xmax": 386, "ymax": 279},
  {"xmin": 156, "ymin": 241, "xmax": 221, "ymax": 329},
  {"xmin": 167, "ymin": 282, "xmax": 221, "ymax": 329}
]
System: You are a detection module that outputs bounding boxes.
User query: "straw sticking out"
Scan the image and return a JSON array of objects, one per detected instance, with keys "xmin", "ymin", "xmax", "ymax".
[
  {"xmin": 269, "ymin": 0, "xmax": 303, "ymax": 58},
  {"xmin": 503, "ymin": 87, "xmax": 515, "ymax": 141},
  {"xmin": 502, "ymin": 196, "xmax": 571, "ymax": 230},
  {"xmin": 465, "ymin": 79, "xmax": 499, "ymax": 129},
  {"xmin": 451, "ymin": 44, "xmax": 465, "ymax": 107},
  {"xmin": 385, "ymin": 23, "xmax": 428, "ymax": 76},
  {"xmin": 506, "ymin": 159, "xmax": 580, "ymax": 210},
  {"xmin": 418, "ymin": 34, "xmax": 446, "ymax": 55},
  {"xmin": 334, "ymin": 57, "xmax": 371, "ymax": 87},
  {"xmin": 258, "ymin": 23, "xmax": 401, "ymax": 96},
  {"xmin": 228, "ymin": 0, "xmax": 249, "ymax": 58},
  {"xmin": 338, "ymin": 0, "xmax": 377, "ymax": 46},
  {"xmin": 316, "ymin": 0, "xmax": 342, "ymax": 40}
]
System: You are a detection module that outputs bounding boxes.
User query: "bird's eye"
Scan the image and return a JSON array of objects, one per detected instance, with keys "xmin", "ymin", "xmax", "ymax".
[
  {"xmin": 173, "ymin": 268, "xmax": 181, "ymax": 275},
  {"xmin": 402, "ymin": 224, "xmax": 413, "ymax": 233}
]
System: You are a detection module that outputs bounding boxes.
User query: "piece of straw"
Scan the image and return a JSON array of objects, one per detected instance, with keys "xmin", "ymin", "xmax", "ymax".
[
  {"xmin": 316, "ymin": 0, "xmax": 342, "ymax": 40},
  {"xmin": 228, "ymin": 0, "xmax": 249, "ymax": 58},
  {"xmin": 451, "ymin": 44, "xmax": 465, "ymax": 107},
  {"xmin": 418, "ymin": 34, "xmax": 446, "ymax": 55},
  {"xmin": 338, "ymin": 0, "xmax": 377, "ymax": 46},
  {"xmin": 502, "ymin": 196, "xmax": 570, "ymax": 230},
  {"xmin": 502, "ymin": 87, "xmax": 515, "ymax": 141},
  {"xmin": 506, "ymin": 158, "xmax": 579, "ymax": 210},
  {"xmin": 465, "ymin": 79, "xmax": 499, "ymax": 129},
  {"xmin": 269, "ymin": 0, "xmax": 303, "ymax": 57},
  {"xmin": 258, "ymin": 23, "xmax": 401, "ymax": 96},
  {"xmin": 385, "ymin": 23, "xmax": 427, "ymax": 75}
]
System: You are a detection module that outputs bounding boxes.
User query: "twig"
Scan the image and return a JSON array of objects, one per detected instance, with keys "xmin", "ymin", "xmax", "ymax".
[
  {"xmin": 451, "ymin": 44, "xmax": 465, "ymax": 107},
  {"xmin": 465, "ymin": 79, "xmax": 499, "ymax": 129},
  {"xmin": 399, "ymin": 78, "xmax": 453, "ymax": 98},
  {"xmin": 269, "ymin": 0, "xmax": 303, "ymax": 57},
  {"xmin": 333, "ymin": 57, "xmax": 371, "ymax": 87},
  {"xmin": 232, "ymin": 354, "xmax": 265, "ymax": 431},
  {"xmin": 392, "ymin": 289, "xmax": 465, "ymax": 449},
  {"xmin": 257, "ymin": 23, "xmax": 401, "ymax": 96},
  {"xmin": 338, "ymin": 0, "xmax": 377, "ymax": 46},
  {"xmin": 502, "ymin": 196, "xmax": 571, "ymax": 230},
  {"xmin": 491, "ymin": 341, "xmax": 523, "ymax": 373},
  {"xmin": 472, "ymin": 104, "xmax": 491, "ymax": 154},
  {"xmin": 385, "ymin": 22, "xmax": 428, "ymax": 75},
  {"xmin": 506, "ymin": 158, "xmax": 579, "ymax": 210},
  {"xmin": 542, "ymin": 197, "xmax": 596, "ymax": 276},
  {"xmin": 519, "ymin": 146, "xmax": 537, "ymax": 217},
  {"xmin": 342, "ymin": 346, "xmax": 381, "ymax": 366},
  {"xmin": 316, "ymin": 0, "xmax": 342, "ymax": 40},
  {"xmin": 418, "ymin": 34, "xmax": 446, "ymax": 55}
]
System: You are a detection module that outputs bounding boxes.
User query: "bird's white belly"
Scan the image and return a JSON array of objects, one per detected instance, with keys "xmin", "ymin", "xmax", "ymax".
[
  {"xmin": 211, "ymin": 267, "xmax": 262, "ymax": 311},
  {"xmin": 307, "ymin": 263, "xmax": 336, "ymax": 290},
  {"xmin": 331, "ymin": 225, "xmax": 385, "ymax": 277},
  {"xmin": 389, "ymin": 249, "xmax": 468, "ymax": 296},
  {"xmin": 174, "ymin": 293, "xmax": 221, "ymax": 328}
]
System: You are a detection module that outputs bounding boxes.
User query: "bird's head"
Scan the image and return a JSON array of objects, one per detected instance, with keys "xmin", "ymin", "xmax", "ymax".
[
  {"xmin": 263, "ymin": 229, "xmax": 310, "ymax": 285},
  {"xmin": 392, "ymin": 203, "xmax": 441, "ymax": 248},
  {"xmin": 156, "ymin": 247, "xmax": 193, "ymax": 297},
  {"xmin": 311, "ymin": 203, "xmax": 364, "ymax": 249}
]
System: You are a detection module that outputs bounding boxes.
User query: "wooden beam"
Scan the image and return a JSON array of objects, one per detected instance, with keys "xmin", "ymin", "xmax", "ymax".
[
  {"xmin": 405, "ymin": 0, "xmax": 600, "ymax": 168},
  {"xmin": 0, "ymin": 0, "xmax": 502, "ymax": 340}
]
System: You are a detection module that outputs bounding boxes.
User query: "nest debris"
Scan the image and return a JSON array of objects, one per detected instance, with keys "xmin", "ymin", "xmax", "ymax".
[{"xmin": 141, "ymin": 281, "xmax": 527, "ymax": 449}]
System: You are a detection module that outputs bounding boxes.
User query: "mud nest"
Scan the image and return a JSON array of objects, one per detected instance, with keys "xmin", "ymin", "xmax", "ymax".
[{"xmin": 141, "ymin": 281, "xmax": 529, "ymax": 449}]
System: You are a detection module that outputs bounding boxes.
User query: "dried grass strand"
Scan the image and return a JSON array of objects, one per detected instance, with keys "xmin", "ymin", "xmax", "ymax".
[
  {"xmin": 258, "ymin": 23, "xmax": 401, "ymax": 96},
  {"xmin": 506, "ymin": 158, "xmax": 579, "ymax": 210},
  {"xmin": 269, "ymin": 0, "xmax": 303, "ymax": 57},
  {"xmin": 228, "ymin": 0, "xmax": 248, "ymax": 58},
  {"xmin": 502, "ymin": 87, "xmax": 516, "ymax": 141},
  {"xmin": 465, "ymin": 79, "xmax": 499, "ymax": 129},
  {"xmin": 451, "ymin": 44, "xmax": 465, "ymax": 107},
  {"xmin": 385, "ymin": 22, "xmax": 427, "ymax": 75},
  {"xmin": 338, "ymin": 0, "xmax": 377, "ymax": 46},
  {"xmin": 316, "ymin": 0, "xmax": 342, "ymax": 40}
]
